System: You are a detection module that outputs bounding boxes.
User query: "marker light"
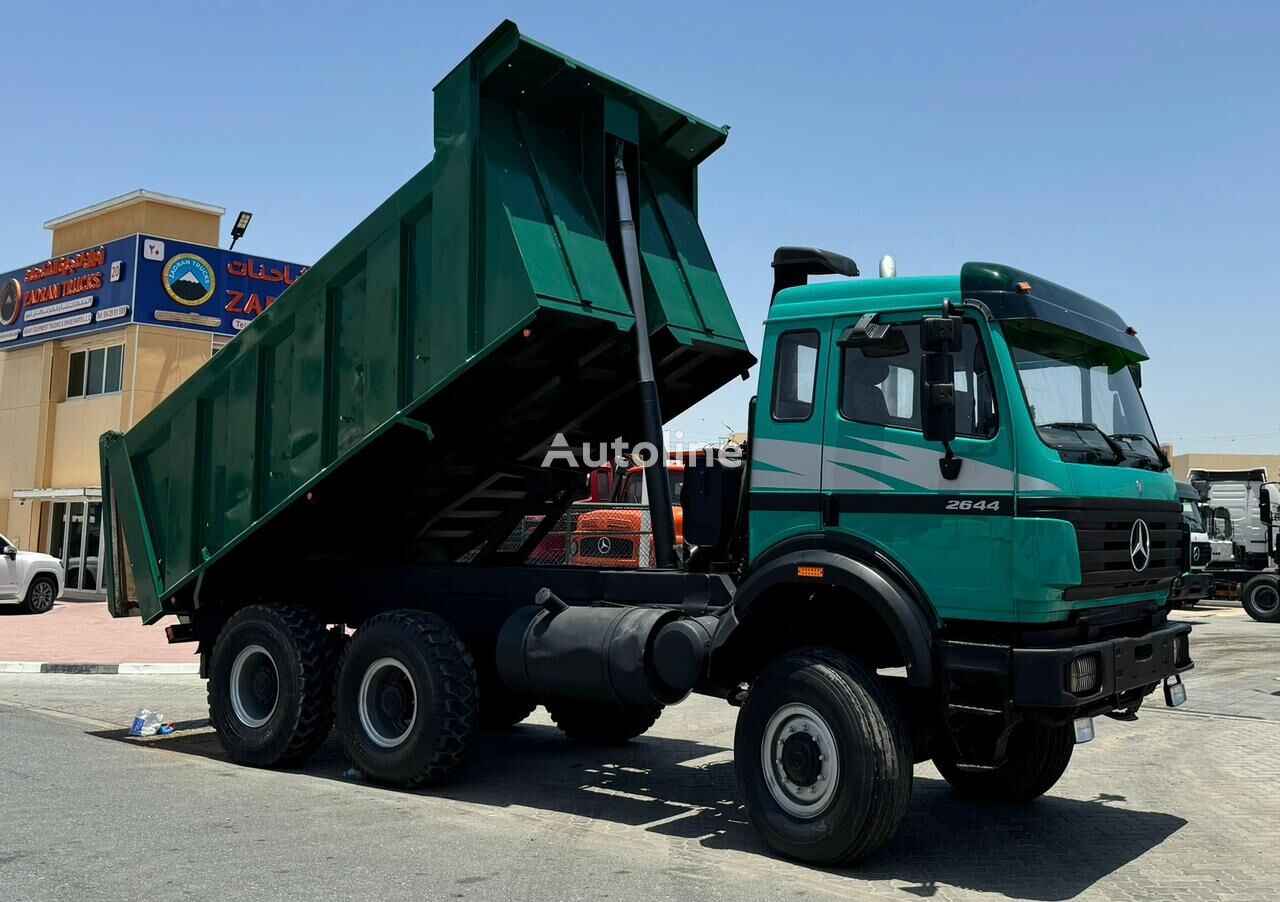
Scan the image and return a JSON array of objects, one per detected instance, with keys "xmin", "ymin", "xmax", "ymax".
[
  {"xmin": 796, "ymin": 565, "xmax": 825, "ymax": 579},
  {"xmin": 1016, "ymin": 281, "xmax": 1032, "ymax": 293}
]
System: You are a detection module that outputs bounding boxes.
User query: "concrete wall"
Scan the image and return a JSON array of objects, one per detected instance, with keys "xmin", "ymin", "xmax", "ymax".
[{"xmin": 50, "ymin": 200, "xmax": 220, "ymax": 255}]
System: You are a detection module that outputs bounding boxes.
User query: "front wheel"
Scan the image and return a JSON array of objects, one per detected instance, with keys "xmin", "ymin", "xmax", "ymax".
[
  {"xmin": 20, "ymin": 575, "xmax": 57, "ymax": 614},
  {"xmin": 933, "ymin": 721, "xmax": 1074, "ymax": 802},
  {"xmin": 734, "ymin": 650, "xmax": 912, "ymax": 866},
  {"xmin": 1241, "ymin": 574, "xmax": 1280, "ymax": 623}
]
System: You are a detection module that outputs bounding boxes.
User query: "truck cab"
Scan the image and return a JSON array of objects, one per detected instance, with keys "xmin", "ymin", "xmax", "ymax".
[
  {"xmin": 1168, "ymin": 481, "xmax": 1220, "ymax": 607},
  {"xmin": 570, "ymin": 459, "xmax": 685, "ymax": 568},
  {"xmin": 748, "ymin": 259, "xmax": 1181, "ymax": 624}
]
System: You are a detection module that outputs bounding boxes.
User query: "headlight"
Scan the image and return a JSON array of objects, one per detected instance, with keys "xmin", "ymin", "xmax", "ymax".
[
  {"xmin": 1174, "ymin": 633, "xmax": 1191, "ymax": 668},
  {"xmin": 1068, "ymin": 653, "xmax": 1101, "ymax": 696}
]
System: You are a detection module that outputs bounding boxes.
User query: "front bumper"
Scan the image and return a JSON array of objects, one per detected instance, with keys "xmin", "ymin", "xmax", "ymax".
[
  {"xmin": 1010, "ymin": 619, "xmax": 1193, "ymax": 709},
  {"xmin": 1168, "ymin": 572, "xmax": 1213, "ymax": 603}
]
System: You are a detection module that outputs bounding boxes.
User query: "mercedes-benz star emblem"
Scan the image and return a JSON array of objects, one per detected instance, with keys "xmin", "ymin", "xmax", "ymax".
[
  {"xmin": 597, "ymin": 537, "xmax": 612, "ymax": 556},
  {"xmin": 1129, "ymin": 519, "xmax": 1151, "ymax": 572}
]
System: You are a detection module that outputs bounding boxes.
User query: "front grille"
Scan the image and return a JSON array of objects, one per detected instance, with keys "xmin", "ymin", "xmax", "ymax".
[
  {"xmin": 1023, "ymin": 499, "xmax": 1181, "ymax": 601},
  {"xmin": 578, "ymin": 535, "xmax": 635, "ymax": 559}
]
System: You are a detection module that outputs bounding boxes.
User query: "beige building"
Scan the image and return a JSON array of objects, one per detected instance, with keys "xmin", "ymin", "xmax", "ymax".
[
  {"xmin": 1162, "ymin": 446, "xmax": 1280, "ymax": 483},
  {"xmin": 0, "ymin": 192, "xmax": 303, "ymax": 598}
]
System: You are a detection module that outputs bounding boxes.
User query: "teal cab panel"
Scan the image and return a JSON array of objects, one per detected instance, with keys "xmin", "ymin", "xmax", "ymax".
[{"xmin": 750, "ymin": 264, "xmax": 1178, "ymax": 626}]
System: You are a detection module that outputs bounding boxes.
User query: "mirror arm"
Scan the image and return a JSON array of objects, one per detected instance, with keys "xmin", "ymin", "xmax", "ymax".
[{"xmin": 939, "ymin": 440, "xmax": 962, "ymax": 480}]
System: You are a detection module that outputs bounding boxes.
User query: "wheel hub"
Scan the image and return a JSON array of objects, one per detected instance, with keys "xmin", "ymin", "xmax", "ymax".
[
  {"xmin": 1256, "ymin": 586, "xmax": 1279, "ymax": 614},
  {"xmin": 780, "ymin": 731, "xmax": 822, "ymax": 786},
  {"xmin": 229, "ymin": 645, "xmax": 280, "ymax": 729},
  {"xmin": 359, "ymin": 657, "xmax": 418, "ymax": 749},
  {"xmin": 760, "ymin": 703, "xmax": 840, "ymax": 819}
]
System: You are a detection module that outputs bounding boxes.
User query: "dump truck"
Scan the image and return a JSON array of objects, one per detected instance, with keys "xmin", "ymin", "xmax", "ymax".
[{"xmin": 101, "ymin": 21, "xmax": 1194, "ymax": 866}]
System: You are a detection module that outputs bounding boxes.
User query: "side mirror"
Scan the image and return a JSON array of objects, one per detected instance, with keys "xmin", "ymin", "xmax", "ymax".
[
  {"xmin": 1129, "ymin": 362, "xmax": 1142, "ymax": 389},
  {"xmin": 1262, "ymin": 499, "xmax": 1273, "ymax": 525},
  {"xmin": 921, "ymin": 352, "xmax": 957, "ymax": 445},
  {"xmin": 3, "ymin": 545, "xmax": 16, "ymax": 560}
]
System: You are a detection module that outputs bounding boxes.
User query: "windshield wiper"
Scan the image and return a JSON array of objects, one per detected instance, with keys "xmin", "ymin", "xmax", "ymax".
[
  {"xmin": 1037, "ymin": 422, "xmax": 1127, "ymax": 462},
  {"xmin": 1109, "ymin": 433, "xmax": 1170, "ymax": 471}
]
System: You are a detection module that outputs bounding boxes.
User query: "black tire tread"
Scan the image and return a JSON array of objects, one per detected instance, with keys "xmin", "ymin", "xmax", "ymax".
[
  {"xmin": 1241, "ymin": 574, "xmax": 1280, "ymax": 623},
  {"xmin": 546, "ymin": 699, "xmax": 661, "ymax": 744},
  {"xmin": 207, "ymin": 604, "xmax": 336, "ymax": 767},
  {"xmin": 790, "ymin": 648, "xmax": 912, "ymax": 864},
  {"xmin": 934, "ymin": 721, "xmax": 1074, "ymax": 802},
  {"xmin": 337, "ymin": 609, "xmax": 478, "ymax": 786}
]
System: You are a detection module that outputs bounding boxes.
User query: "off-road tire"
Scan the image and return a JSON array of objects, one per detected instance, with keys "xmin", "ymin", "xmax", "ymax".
[
  {"xmin": 20, "ymin": 575, "xmax": 57, "ymax": 614},
  {"xmin": 734, "ymin": 649, "xmax": 912, "ymax": 866},
  {"xmin": 933, "ymin": 721, "xmax": 1075, "ymax": 802},
  {"xmin": 546, "ymin": 699, "xmax": 661, "ymax": 744},
  {"xmin": 1241, "ymin": 574, "xmax": 1280, "ymax": 623},
  {"xmin": 207, "ymin": 604, "xmax": 337, "ymax": 767},
  {"xmin": 335, "ymin": 610, "xmax": 478, "ymax": 786}
]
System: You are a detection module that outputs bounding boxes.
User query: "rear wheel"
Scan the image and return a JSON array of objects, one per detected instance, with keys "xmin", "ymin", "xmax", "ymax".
[
  {"xmin": 335, "ymin": 610, "xmax": 479, "ymax": 786},
  {"xmin": 20, "ymin": 575, "xmax": 57, "ymax": 614},
  {"xmin": 933, "ymin": 721, "xmax": 1074, "ymax": 802},
  {"xmin": 734, "ymin": 650, "xmax": 912, "ymax": 866},
  {"xmin": 546, "ymin": 700, "xmax": 661, "ymax": 744},
  {"xmin": 1241, "ymin": 574, "xmax": 1280, "ymax": 623},
  {"xmin": 207, "ymin": 604, "xmax": 336, "ymax": 767}
]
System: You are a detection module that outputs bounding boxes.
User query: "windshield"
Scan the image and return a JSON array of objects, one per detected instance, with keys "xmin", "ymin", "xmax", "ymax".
[
  {"xmin": 1005, "ymin": 323, "xmax": 1162, "ymax": 467},
  {"xmin": 1180, "ymin": 500, "xmax": 1204, "ymax": 532},
  {"xmin": 619, "ymin": 470, "xmax": 684, "ymax": 506}
]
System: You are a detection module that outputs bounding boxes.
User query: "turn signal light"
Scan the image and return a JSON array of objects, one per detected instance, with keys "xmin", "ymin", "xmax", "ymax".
[
  {"xmin": 1068, "ymin": 653, "xmax": 1100, "ymax": 696},
  {"xmin": 796, "ymin": 565, "xmax": 825, "ymax": 579}
]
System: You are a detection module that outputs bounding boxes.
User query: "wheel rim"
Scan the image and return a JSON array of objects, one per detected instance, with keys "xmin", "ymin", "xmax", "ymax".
[
  {"xmin": 1252, "ymin": 584, "xmax": 1280, "ymax": 614},
  {"xmin": 760, "ymin": 703, "xmax": 840, "ymax": 819},
  {"xmin": 229, "ymin": 644, "xmax": 279, "ymax": 729},
  {"xmin": 31, "ymin": 580, "xmax": 54, "ymax": 611},
  {"xmin": 358, "ymin": 657, "xmax": 418, "ymax": 749}
]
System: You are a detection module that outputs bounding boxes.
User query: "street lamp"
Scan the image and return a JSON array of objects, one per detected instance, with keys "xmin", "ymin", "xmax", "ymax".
[{"xmin": 229, "ymin": 211, "xmax": 253, "ymax": 250}]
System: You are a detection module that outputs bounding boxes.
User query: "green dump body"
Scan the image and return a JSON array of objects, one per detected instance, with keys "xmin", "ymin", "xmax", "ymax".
[{"xmin": 100, "ymin": 21, "xmax": 754, "ymax": 624}]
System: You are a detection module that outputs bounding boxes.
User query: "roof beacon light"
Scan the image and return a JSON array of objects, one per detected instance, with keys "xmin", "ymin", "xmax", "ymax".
[{"xmin": 879, "ymin": 255, "xmax": 896, "ymax": 278}]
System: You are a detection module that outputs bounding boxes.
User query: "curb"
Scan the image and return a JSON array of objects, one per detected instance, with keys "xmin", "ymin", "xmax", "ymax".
[{"xmin": 0, "ymin": 662, "xmax": 200, "ymax": 675}]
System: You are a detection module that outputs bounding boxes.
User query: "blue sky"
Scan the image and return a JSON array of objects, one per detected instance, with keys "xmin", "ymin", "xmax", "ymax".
[{"xmin": 2, "ymin": 1, "xmax": 1276, "ymax": 453}]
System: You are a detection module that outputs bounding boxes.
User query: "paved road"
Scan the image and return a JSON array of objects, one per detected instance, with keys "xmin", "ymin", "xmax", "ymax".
[{"xmin": 1, "ymin": 606, "xmax": 1276, "ymax": 901}]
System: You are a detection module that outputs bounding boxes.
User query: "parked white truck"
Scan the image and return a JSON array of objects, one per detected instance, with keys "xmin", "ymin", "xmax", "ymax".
[
  {"xmin": 1188, "ymin": 469, "xmax": 1280, "ymax": 622},
  {"xmin": 0, "ymin": 533, "xmax": 64, "ymax": 614}
]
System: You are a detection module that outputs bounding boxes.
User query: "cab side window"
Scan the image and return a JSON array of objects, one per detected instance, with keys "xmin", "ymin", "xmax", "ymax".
[
  {"xmin": 840, "ymin": 322, "xmax": 997, "ymax": 437},
  {"xmin": 771, "ymin": 331, "xmax": 820, "ymax": 421}
]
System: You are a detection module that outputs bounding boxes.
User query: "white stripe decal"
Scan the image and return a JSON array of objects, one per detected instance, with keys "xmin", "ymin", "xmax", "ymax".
[
  {"xmin": 751, "ymin": 438, "xmax": 822, "ymax": 490},
  {"xmin": 751, "ymin": 436, "xmax": 1063, "ymax": 494}
]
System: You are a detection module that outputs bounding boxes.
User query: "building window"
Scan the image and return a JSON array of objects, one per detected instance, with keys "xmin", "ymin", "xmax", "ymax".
[{"xmin": 67, "ymin": 344, "xmax": 124, "ymax": 399}]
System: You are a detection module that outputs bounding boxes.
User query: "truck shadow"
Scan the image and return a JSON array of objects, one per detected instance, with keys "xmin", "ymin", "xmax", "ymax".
[{"xmin": 91, "ymin": 721, "xmax": 1184, "ymax": 900}]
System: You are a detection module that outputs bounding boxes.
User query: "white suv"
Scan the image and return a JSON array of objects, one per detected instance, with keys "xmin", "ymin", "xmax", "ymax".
[{"xmin": 0, "ymin": 533, "xmax": 64, "ymax": 614}]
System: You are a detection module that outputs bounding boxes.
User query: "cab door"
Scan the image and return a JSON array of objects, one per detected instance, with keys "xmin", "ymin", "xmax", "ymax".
[
  {"xmin": 819, "ymin": 313, "xmax": 1016, "ymax": 621},
  {"xmin": 747, "ymin": 324, "xmax": 830, "ymax": 561}
]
